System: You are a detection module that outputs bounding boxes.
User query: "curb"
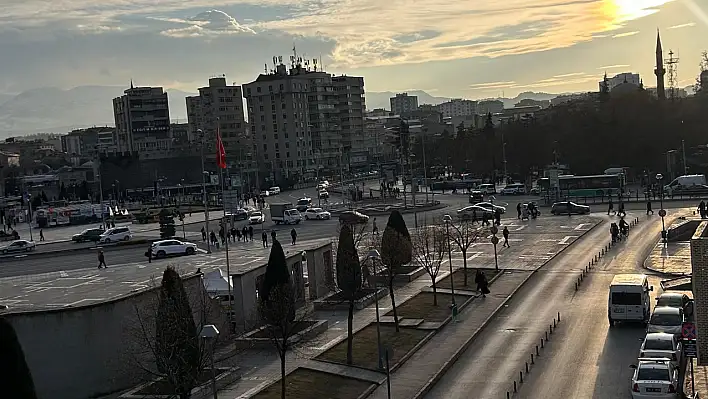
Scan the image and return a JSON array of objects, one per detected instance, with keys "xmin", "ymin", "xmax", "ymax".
[
  {"xmin": 0, "ymin": 239, "xmax": 150, "ymax": 260},
  {"xmin": 641, "ymin": 215, "xmax": 687, "ymax": 277},
  {"xmin": 409, "ymin": 218, "xmax": 602, "ymax": 399}
]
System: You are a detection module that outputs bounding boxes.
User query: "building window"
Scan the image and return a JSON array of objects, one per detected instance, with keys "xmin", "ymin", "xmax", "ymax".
[
  {"xmin": 257, "ymin": 87, "xmax": 261, "ymax": 93},
  {"xmin": 260, "ymin": 115, "xmax": 265, "ymax": 122},
  {"xmin": 274, "ymin": 134, "xmax": 278, "ymax": 140},
  {"xmin": 276, "ymin": 152, "xmax": 280, "ymax": 159},
  {"xmin": 285, "ymin": 142, "xmax": 290, "ymax": 148},
  {"xmin": 263, "ymin": 144, "xmax": 267, "ymax": 151},
  {"xmin": 279, "ymin": 84, "xmax": 284, "ymax": 91},
  {"xmin": 286, "ymin": 152, "xmax": 290, "ymax": 158},
  {"xmin": 264, "ymin": 153, "xmax": 269, "ymax": 160},
  {"xmin": 275, "ymin": 143, "xmax": 279, "ymax": 149},
  {"xmin": 259, "ymin": 105, "xmax": 264, "ymax": 111},
  {"xmin": 269, "ymin": 85, "xmax": 273, "ymax": 92}
]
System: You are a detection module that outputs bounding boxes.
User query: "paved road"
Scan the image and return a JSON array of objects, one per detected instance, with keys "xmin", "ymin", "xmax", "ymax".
[{"xmin": 423, "ymin": 211, "xmax": 670, "ymax": 399}]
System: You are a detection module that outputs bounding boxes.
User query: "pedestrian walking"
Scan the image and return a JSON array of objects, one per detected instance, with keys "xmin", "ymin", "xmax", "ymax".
[
  {"xmin": 39, "ymin": 229, "xmax": 44, "ymax": 242},
  {"xmin": 700, "ymin": 201, "xmax": 707, "ymax": 219},
  {"xmin": 494, "ymin": 209, "xmax": 501, "ymax": 226},
  {"xmin": 291, "ymin": 228, "xmax": 297, "ymax": 245},
  {"xmin": 243, "ymin": 226, "xmax": 249, "ymax": 242},
  {"xmin": 235, "ymin": 228, "xmax": 242, "ymax": 242},
  {"xmin": 502, "ymin": 226, "xmax": 510, "ymax": 247},
  {"xmin": 201, "ymin": 227, "xmax": 206, "ymax": 242},
  {"xmin": 262, "ymin": 231, "xmax": 268, "ymax": 248},
  {"xmin": 249, "ymin": 226, "xmax": 254, "ymax": 241},
  {"xmin": 372, "ymin": 218, "xmax": 379, "ymax": 235},
  {"xmin": 210, "ymin": 231, "xmax": 217, "ymax": 247},
  {"xmin": 146, "ymin": 245, "xmax": 153, "ymax": 263},
  {"xmin": 646, "ymin": 200, "xmax": 653, "ymax": 215},
  {"xmin": 607, "ymin": 198, "xmax": 614, "ymax": 215},
  {"xmin": 97, "ymin": 250, "xmax": 107, "ymax": 269},
  {"xmin": 475, "ymin": 270, "xmax": 489, "ymax": 298},
  {"xmin": 517, "ymin": 203, "xmax": 522, "ymax": 219}
]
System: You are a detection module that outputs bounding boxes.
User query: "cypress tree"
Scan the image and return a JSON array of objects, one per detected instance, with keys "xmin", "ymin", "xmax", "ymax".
[
  {"xmin": 336, "ymin": 224, "xmax": 361, "ymax": 364},
  {"xmin": 380, "ymin": 210, "xmax": 412, "ymax": 332},
  {"xmin": 0, "ymin": 317, "xmax": 37, "ymax": 399}
]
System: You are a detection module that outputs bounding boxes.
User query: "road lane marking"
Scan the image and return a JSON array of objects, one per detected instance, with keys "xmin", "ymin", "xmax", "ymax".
[
  {"xmin": 558, "ymin": 236, "xmax": 578, "ymax": 245},
  {"xmin": 574, "ymin": 223, "xmax": 589, "ymax": 230}
]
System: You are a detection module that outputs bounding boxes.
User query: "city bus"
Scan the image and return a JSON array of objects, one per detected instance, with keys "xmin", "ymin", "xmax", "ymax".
[{"xmin": 538, "ymin": 174, "xmax": 624, "ymax": 197}]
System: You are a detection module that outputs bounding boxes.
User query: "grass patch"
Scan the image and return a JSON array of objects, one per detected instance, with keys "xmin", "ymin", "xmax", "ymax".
[
  {"xmin": 253, "ymin": 368, "xmax": 374, "ymax": 399},
  {"xmin": 387, "ymin": 292, "xmax": 469, "ymax": 322},
  {"xmin": 436, "ymin": 268, "xmax": 499, "ymax": 289},
  {"xmin": 316, "ymin": 324, "xmax": 429, "ymax": 371}
]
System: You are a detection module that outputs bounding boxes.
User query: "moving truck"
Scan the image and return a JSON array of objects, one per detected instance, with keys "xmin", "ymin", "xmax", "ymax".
[{"xmin": 270, "ymin": 203, "xmax": 301, "ymax": 225}]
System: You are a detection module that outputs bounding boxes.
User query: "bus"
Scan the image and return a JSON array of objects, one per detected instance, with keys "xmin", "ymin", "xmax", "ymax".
[{"xmin": 538, "ymin": 174, "xmax": 624, "ymax": 198}]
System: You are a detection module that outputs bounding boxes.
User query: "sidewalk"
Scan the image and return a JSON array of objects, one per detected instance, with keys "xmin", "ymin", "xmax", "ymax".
[{"xmin": 367, "ymin": 270, "xmax": 534, "ymax": 399}]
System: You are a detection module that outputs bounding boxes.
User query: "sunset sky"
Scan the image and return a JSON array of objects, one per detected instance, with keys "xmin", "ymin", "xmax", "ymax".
[{"xmin": 0, "ymin": 0, "xmax": 706, "ymax": 99}]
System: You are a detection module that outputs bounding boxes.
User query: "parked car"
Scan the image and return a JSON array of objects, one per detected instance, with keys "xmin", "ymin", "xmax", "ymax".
[
  {"xmin": 501, "ymin": 183, "xmax": 527, "ymax": 195},
  {"xmin": 551, "ymin": 201, "xmax": 591, "ymax": 215},
  {"xmin": 248, "ymin": 211, "xmax": 265, "ymax": 224},
  {"xmin": 478, "ymin": 183, "xmax": 496, "ymax": 194},
  {"xmin": 647, "ymin": 307, "xmax": 684, "ymax": 335},
  {"xmin": 99, "ymin": 226, "xmax": 131, "ymax": 243},
  {"xmin": 655, "ymin": 292, "xmax": 691, "ymax": 310},
  {"xmin": 72, "ymin": 227, "xmax": 104, "ymax": 243},
  {"xmin": 639, "ymin": 333, "xmax": 682, "ymax": 366},
  {"xmin": 0, "ymin": 239, "xmax": 36, "ymax": 254},
  {"xmin": 304, "ymin": 208, "xmax": 331, "ymax": 220},
  {"xmin": 269, "ymin": 186, "xmax": 281, "ymax": 195},
  {"xmin": 151, "ymin": 239, "xmax": 198, "ymax": 258},
  {"xmin": 630, "ymin": 358, "xmax": 680, "ymax": 398},
  {"xmin": 338, "ymin": 210, "xmax": 369, "ymax": 225},
  {"xmin": 296, "ymin": 197, "xmax": 312, "ymax": 212}
]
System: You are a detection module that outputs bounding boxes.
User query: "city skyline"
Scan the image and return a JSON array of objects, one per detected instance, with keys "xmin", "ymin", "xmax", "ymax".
[{"xmin": 0, "ymin": 0, "xmax": 706, "ymax": 99}]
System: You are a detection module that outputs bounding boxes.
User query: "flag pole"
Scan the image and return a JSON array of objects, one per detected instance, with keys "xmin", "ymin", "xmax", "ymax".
[{"xmin": 217, "ymin": 126, "xmax": 234, "ymax": 329}]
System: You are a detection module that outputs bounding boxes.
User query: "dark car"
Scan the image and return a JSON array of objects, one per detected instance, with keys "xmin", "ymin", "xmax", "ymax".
[
  {"xmin": 551, "ymin": 201, "xmax": 591, "ymax": 215},
  {"xmin": 72, "ymin": 228, "xmax": 104, "ymax": 243},
  {"xmin": 338, "ymin": 210, "xmax": 370, "ymax": 225},
  {"xmin": 468, "ymin": 191, "xmax": 484, "ymax": 204}
]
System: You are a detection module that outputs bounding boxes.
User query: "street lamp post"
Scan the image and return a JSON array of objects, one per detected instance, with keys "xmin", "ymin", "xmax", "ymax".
[
  {"xmin": 442, "ymin": 214, "xmax": 456, "ymax": 306},
  {"xmin": 657, "ymin": 173, "xmax": 666, "ymax": 243},
  {"xmin": 198, "ymin": 129, "xmax": 211, "ymax": 254},
  {"xmin": 367, "ymin": 249, "xmax": 384, "ymax": 371},
  {"xmin": 199, "ymin": 324, "xmax": 220, "ymax": 399}
]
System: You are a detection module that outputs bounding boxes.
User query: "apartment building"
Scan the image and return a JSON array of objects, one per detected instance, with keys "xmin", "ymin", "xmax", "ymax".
[
  {"xmin": 243, "ymin": 61, "xmax": 365, "ymax": 184},
  {"xmin": 186, "ymin": 76, "xmax": 248, "ymax": 158},
  {"xmin": 112, "ymin": 86, "xmax": 171, "ymax": 159},
  {"xmin": 390, "ymin": 93, "xmax": 418, "ymax": 115},
  {"xmin": 61, "ymin": 127, "xmax": 116, "ymax": 158},
  {"xmin": 437, "ymin": 99, "xmax": 477, "ymax": 118}
]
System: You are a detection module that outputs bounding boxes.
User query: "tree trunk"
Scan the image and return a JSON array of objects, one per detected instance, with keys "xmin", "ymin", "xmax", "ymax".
[
  {"xmin": 346, "ymin": 299, "xmax": 354, "ymax": 364},
  {"xmin": 281, "ymin": 353, "xmax": 286, "ymax": 399},
  {"xmin": 388, "ymin": 277, "xmax": 399, "ymax": 332},
  {"xmin": 462, "ymin": 249, "xmax": 468, "ymax": 286},
  {"xmin": 432, "ymin": 280, "xmax": 438, "ymax": 306}
]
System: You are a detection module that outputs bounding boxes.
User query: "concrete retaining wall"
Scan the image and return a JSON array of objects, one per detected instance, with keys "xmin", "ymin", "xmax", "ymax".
[
  {"xmin": 2, "ymin": 274, "xmax": 224, "ymax": 399},
  {"xmin": 667, "ymin": 219, "xmax": 701, "ymax": 242}
]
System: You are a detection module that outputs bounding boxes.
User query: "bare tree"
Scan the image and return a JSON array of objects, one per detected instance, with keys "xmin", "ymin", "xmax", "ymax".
[
  {"xmin": 258, "ymin": 239, "xmax": 311, "ymax": 399},
  {"xmin": 124, "ymin": 266, "xmax": 219, "ymax": 398},
  {"xmin": 411, "ymin": 224, "xmax": 447, "ymax": 305},
  {"xmin": 448, "ymin": 218, "xmax": 483, "ymax": 286}
]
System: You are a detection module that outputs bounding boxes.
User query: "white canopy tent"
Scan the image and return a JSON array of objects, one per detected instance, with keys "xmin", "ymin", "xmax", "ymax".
[{"xmin": 202, "ymin": 268, "xmax": 233, "ymax": 298}]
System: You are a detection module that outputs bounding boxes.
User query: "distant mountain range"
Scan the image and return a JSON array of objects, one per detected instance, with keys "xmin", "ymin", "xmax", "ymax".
[
  {"xmin": 364, "ymin": 90, "xmax": 564, "ymax": 110},
  {"xmin": 0, "ymin": 86, "xmax": 194, "ymax": 139},
  {"xmin": 0, "ymin": 85, "xmax": 580, "ymax": 139}
]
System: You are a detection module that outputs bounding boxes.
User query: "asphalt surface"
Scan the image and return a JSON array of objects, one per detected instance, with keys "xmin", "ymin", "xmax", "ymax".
[{"xmin": 424, "ymin": 210, "xmax": 687, "ymax": 399}]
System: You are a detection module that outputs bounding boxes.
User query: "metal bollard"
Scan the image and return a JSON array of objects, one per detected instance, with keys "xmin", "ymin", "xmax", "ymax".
[
  {"xmin": 550, "ymin": 324, "xmax": 553, "ymax": 333},
  {"xmin": 507, "ymin": 392, "xmax": 510, "ymax": 399},
  {"xmin": 526, "ymin": 362, "xmax": 529, "ymax": 373},
  {"xmin": 541, "ymin": 338, "xmax": 544, "ymax": 348},
  {"xmin": 520, "ymin": 371, "xmax": 524, "ymax": 383},
  {"xmin": 531, "ymin": 353, "xmax": 535, "ymax": 364},
  {"xmin": 546, "ymin": 330, "xmax": 549, "ymax": 340},
  {"xmin": 553, "ymin": 318, "xmax": 557, "ymax": 328},
  {"xmin": 514, "ymin": 381, "xmax": 517, "ymax": 392},
  {"xmin": 575, "ymin": 282, "xmax": 578, "ymax": 291},
  {"xmin": 536, "ymin": 345, "xmax": 539, "ymax": 355},
  {"xmin": 558, "ymin": 312, "xmax": 561, "ymax": 321}
]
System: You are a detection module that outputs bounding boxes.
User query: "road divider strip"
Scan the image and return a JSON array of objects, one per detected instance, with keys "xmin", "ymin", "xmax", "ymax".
[{"xmin": 0, "ymin": 239, "xmax": 151, "ymax": 261}]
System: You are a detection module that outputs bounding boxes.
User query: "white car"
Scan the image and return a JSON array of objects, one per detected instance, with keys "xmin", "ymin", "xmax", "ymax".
[
  {"xmin": 304, "ymin": 208, "xmax": 331, "ymax": 220},
  {"xmin": 647, "ymin": 307, "xmax": 683, "ymax": 335},
  {"xmin": 501, "ymin": 183, "xmax": 527, "ymax": 195},
  {"xmin": 151, "ymin": 239, "xmax": 198, "ymax": 258},
  {"xmin": 269, "ymin": 186, "xmax": 281, "ymax": 195},
  {"xmin": 0, "ymin": 239, "xmax": 36, "ymax": 254},
  {"xmin": 457, "ymin": 205, "xmax": 494, "ymax": 219},
  {"xmin": 476, "ymin": 202, "xmax": 506, "ymax": 214},
  {"xmin": 249, "ymin": 211, "xmax": 265, "ymax": 224},
  {"xmin": 99, "ymin": 226, "xmax": 131, "ymax": 243},
  {"xmin": 630, "ymin": 358, "xmax": 680, "ymax": 398},
  {"xmin": 639, "ymin": 333, "xmax": 682, "ymax": 366}
]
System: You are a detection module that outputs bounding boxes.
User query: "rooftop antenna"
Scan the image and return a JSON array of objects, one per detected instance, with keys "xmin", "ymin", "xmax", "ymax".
[
  {"xmin": 666, "ymin": 49, "xmax": 680, "ymax": 100},
  {"xmin": 313, "ymin": 58, "xmax": 318, "ymax": 72},
  {"xmin": 130, "ymin": 79, "xmax": 134, "ymax": 89},
  {"xmin": 265, "ymin": 63, "xmax": 268, "ymax": 74},
  {"xmin": 278, "ymin": 56, "xmax": 283, "ymax": 65}
]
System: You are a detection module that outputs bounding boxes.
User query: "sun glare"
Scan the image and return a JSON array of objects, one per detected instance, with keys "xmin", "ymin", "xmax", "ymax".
[{"xmin": 605, "ymin": 0, "xmax": 675, "ymax": 23}]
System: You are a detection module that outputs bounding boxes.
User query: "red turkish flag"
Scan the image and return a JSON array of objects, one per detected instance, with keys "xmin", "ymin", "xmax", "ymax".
[{"xmin": 216, "ymin": 127, "xmax": 226, "ymax": 169}]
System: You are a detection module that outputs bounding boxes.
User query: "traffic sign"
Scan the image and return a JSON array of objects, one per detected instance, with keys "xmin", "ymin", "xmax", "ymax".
[
  {"xmin": 491, "ymin": 235, "xmax": 499, "ymax": 245},
  {"xmin": 490, "ymin": 225, "xmax": 499, "ymax": 235},
  {"xmin": 659, "ymin": 209, "xmax": 667, "ymax": 217},
  {"xmin": 682, "ymin": 322, "xmax": 697, "ymax": 340},
  {"xmin": 684, "ymin": 339, "xmax": 697, "ymax": 358}
]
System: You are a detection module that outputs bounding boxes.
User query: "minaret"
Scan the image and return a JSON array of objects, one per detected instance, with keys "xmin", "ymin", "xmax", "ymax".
[{"xmin": 654, "ymin": 29, "xmax": 666, "ymax": 100}]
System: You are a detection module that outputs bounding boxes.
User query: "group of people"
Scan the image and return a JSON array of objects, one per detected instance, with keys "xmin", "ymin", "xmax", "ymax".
[
  {"xmin": 518, "ymin": 202, "xmax": 540, "ymax": 220},
  {"xmin": 610, "ymin": 218, "xmax": 630, "ymax": 243}
]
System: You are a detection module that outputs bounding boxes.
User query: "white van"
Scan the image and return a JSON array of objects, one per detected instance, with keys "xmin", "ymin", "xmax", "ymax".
[
  {"xmin": 664, "ymin": 174, "xmax": 706, "ymax": 195},
  {"xmin": 99, "ymin": 226, "xmax": 132, "ymax": 243},
  {"xmin": 608, "ymin": 274, "xmax": 652, "ymax": 326},
  {"xmin": 479, "ymin": 183, "xmax": 496, "ymax": 194},
  {"xmin": 501, "ymin": 183, "xmax": 527, "ymax": 195}
]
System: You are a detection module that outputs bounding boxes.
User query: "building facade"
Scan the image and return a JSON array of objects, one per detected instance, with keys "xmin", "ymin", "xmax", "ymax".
[
  {"xmin": 243, "ymin": 61, "xmax": 365, "ymax": 185},
  {"xmin": 437, "ymin": 99, "xmax": 477, "ymax": 118},
  {"xmin": 477, "ymin": 100, "xmax": 504, "ymax": 115},
  {"xmin": 112, "ymin": 86, "xmax": 171, "ymax": 159},
  {"xmin": 599, "ymin": 73, "xmax": 641, "ymax": 91},
  {"xmin": 390, "ymin": 93, "xmax": 418, "ymax": 115},
  {"xmin": 61, "ymin": 127, "xmax": 116, "ymax": 159}
]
